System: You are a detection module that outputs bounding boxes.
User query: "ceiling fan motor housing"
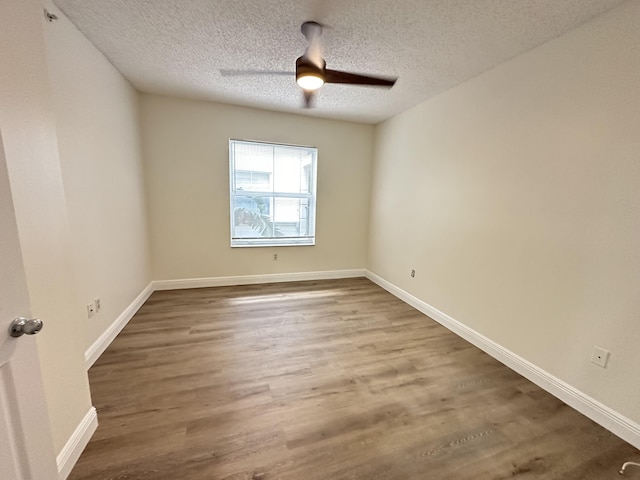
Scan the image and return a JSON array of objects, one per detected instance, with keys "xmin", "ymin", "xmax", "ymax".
[{"xmin": 296, "ymin": 56, "xmax": 326, "ymax": 88}]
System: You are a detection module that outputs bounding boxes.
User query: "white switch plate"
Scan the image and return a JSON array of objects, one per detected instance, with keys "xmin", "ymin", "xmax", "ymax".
[{"xmin": 591, "ymin": 346, "xmax": 610, "ymax": 368}]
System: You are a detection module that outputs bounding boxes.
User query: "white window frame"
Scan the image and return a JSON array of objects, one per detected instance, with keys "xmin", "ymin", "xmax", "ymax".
[{"xmin": 229, "ymin": 139, "xmax": 317, "ymax": 247}]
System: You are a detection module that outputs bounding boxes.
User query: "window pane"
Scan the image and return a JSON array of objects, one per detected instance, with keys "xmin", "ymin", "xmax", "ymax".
[
  {"xmin": 232, "ymin": 195, "xmax": 280, "ymax": 239},
  {"xmin": 272, "ymin": 197, "xmax": 312, "ymax": 237},
  {"xmin": 233, "ymin": 142, "xmax": 274, "ymax": 193},
  {"xmin": 273, "ymin": 146, "xmax": 313, "ymax": 194}
]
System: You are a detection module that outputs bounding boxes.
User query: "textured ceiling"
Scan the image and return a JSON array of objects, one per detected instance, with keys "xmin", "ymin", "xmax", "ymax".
[{"xmin": 52, "ymin": 0, "xmax": 626, "ymax": 124}]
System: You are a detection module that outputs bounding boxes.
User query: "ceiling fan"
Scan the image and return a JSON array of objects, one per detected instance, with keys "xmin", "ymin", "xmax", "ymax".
[{"xmin": 221, "ymin": 21, "xmax": 397, "ymax": 108}]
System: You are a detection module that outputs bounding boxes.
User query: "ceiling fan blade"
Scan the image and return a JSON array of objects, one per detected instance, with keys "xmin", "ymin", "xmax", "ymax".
[
  {"xmin": 220, "ymin": 69, "xmax": 293, "ymax": 77},
  {"xmin": 325, "ymin": 69, "xmax": 397, "ymax": 87},
  {"xmin": 303, "ymin": 90, "xmax": 315, "ymax": 108}
]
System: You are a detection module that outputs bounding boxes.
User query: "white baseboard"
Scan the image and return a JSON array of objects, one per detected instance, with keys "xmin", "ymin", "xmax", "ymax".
[
  {"xmin": 85, "ymin": 282, "xmax": 154, "ymax": 369},
  {"xmin": 152, "ymin": 269, "xmax": 366, "ymax": 291},
  {"xmin": 365, "ymin": 270, "xmax": 640, "ymax": 450},
  {"xmin": 57, "ymin": 406, "xmax": 98, "ymax": 480}
]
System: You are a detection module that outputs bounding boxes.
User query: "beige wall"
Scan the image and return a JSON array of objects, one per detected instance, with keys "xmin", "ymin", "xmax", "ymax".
[
  {"xmin": 42, "ymin": 2, "xmax": 151, "ymax": 350},
  {"xmin": 140, "ymin": 95, "xmax": 374, "ymax": 280},
  {"xmin": 369, "ymin": 1, "xmax": 640, "ymax": 423},
  {"xmin": 0, "ymin": 0, "xmax": 92, "ymax": 453}
]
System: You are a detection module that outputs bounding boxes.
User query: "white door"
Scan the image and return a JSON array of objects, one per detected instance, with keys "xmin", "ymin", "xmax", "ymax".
[{"xmin": 0, "ymin": 131, "xmax": 58, "ymax": 479}]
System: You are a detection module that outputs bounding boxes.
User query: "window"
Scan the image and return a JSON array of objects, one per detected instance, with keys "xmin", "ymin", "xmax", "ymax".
[{"xmin": 229, "ymin": 139, "xmax": 317, "ymax": 247}]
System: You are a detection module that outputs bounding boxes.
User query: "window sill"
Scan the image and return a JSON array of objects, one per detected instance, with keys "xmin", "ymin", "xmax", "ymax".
[{"xmin": 231, "ymin": 240, "xmax": 315, "ymax": 248}]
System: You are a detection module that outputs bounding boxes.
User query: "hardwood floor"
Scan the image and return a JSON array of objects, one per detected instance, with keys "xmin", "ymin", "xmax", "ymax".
[{"xmin": 69, "ymin": 278, "xmax": 638, "ymax": 479}]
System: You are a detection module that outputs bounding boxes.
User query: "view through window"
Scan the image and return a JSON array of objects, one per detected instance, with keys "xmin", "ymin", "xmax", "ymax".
[{"xmin": 229, "ymin": 139, "xmax": 317, "ymax": 247}]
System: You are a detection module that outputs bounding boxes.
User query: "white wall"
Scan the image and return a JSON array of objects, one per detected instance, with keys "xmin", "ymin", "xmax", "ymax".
[
  {"xmin": 42, "ymin": 2, "xmax": 151, "ymax": 350},
  {"xmin": 0, "ymin": 0, "xmax": 92, "ymax": 454},
  {"xmin": 369, "ymin": 0, "xmax": 640, "ymax": 424},
  {"xmin": 140, "ymin": 95, "xmax": 374, "ymax": 280}
]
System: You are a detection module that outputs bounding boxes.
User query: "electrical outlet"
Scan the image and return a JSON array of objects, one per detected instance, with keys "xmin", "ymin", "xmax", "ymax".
[
  {"xmin": 591, "ymin": 346, "xmax": 610, "ymax": 368},
  {"xmin": 273, "ymin": 253, "xmax": 278, "ymax": 261},
  {"xmin": 94, "ymin": 297, "xmax": 101, "ymax": 313},
  {"xmin": 87, "ymin": 302, "xmax": 96, "ymax": 319},
  {"xmin": 410, "ymin": 269, "xmax": 415, "ymax": 278}
]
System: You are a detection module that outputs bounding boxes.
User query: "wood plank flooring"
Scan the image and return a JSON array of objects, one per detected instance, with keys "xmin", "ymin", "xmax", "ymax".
[{"xmin": 69, "ymin": 278, "xmax": 639, "ymax": 479}]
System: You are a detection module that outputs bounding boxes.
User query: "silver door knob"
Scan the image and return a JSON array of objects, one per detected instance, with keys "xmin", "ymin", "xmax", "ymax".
[{"xmin": 9, "ymin": 317, "xmax": 43, "ymax": 338}]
